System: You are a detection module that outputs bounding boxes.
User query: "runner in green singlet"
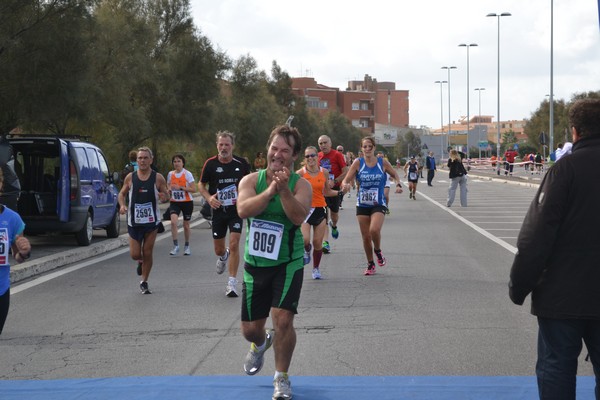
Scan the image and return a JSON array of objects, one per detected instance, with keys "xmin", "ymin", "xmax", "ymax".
[{"xmin": 236, "ymin": 125, "xmax": 312, "ymax": 400}]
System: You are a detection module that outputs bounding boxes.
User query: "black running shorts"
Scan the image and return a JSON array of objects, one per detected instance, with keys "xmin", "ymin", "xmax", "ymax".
[{"xmin": 242, "ymin": 262, "xmax": 304, "ymax": 322}]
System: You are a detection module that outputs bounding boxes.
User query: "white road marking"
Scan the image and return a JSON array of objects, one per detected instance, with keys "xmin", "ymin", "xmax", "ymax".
[
  {"xmin": 12, "ymin": 218, "xmax": 208, "ymax": 294},
  {"xmin": 415, "ymin": 191, "xmax": 518, "ymax": 254}
]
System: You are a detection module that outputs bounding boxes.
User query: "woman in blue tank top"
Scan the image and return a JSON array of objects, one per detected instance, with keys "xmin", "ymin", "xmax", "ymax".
[{"xmin": 341, "ymin": 137, "xmax": 403, "ymax": 276}]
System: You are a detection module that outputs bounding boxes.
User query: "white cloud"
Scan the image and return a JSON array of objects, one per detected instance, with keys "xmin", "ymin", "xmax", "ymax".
[{"xmin": 190, "ymin": 0, "xmax": 600, "ymax": 129}]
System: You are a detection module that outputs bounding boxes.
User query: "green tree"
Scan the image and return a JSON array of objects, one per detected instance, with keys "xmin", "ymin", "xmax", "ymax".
[
  {"xmin": 394, "ymin": 130, "xmax": 421, "ymax": 159},
  {"xmin": 502, "ymin": 130, "xmax": 518, "ymax": 149},
  {"xmin": 524, "ymin": 98, "xmax": 569, "ymax": 150},
  {"xmin": 226, "ymin": 55, "xmax": 286, "ymax": 157},
  {"xmin": 0, "ymin": 0, "xmax": 95, "ymax": 135},
  {"xmin": 318, "ymin": 111, "xmax": 363, "ymax": 152},
  {"xmin": 267, "ymin": 61, "xmax": 295, "ymax": 108}
]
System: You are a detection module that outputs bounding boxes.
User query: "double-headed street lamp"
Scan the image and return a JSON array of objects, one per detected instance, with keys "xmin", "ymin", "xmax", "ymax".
[
  {"xmin": 434, "ymin": 80, "xmax": 447, "ymax": 159},
  {"xmin": 441, "ymin": 66, "xmax": 457, "ymax": 152},
  {"xmin": 474, "ymin": 88, "xmax": 486, "ymax": 159},
  {"xmin": 487, "ymin": 12, "xmax": 511, "ymax": 165},
  {"xmin": 458, "ymin": 43, "xmax": 478, "ymax": 153}
]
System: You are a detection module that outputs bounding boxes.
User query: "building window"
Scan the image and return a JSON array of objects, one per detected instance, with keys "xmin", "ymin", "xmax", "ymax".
[
  {"xmin": 306, "ymin": 97, "xmax": 328, "ymax": 109},
  {"xmin": 360, "ymin": 101, "xmax": 369, "ymax": 111},
  {"xmin": 352, "ymin": 102, "xmax": 359, "ymax": 110},
  {"xmin": 352, "ymin": 120, "xmax": 360, "ymax": 127}
]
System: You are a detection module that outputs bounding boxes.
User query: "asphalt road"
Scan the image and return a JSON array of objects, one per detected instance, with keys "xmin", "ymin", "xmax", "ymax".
[{"xmin": 1, "ymin": 172, "xmax": 594, "ymax": 381}]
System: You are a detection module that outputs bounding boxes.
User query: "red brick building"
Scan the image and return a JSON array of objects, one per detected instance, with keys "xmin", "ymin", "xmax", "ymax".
[{"xmin": 291, "ymin": 74, "xmax": 409, "ymax": 134}]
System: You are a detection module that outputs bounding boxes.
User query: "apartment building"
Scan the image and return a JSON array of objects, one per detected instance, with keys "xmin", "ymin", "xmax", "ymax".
[{"xmin": 291, "ymin": 74, "xmax": 410, "ymax": 134}]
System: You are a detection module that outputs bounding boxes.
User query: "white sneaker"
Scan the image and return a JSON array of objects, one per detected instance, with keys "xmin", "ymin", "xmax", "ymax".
[
  {"xmin": 216, "ymin": 248, "xmax": 229, "ymax": 274},
  {"xmin": 244, "ymin": 329, "xmax": 274, "ymax": 375},
  {"xmin": 226, "ymin": 278, "xmax": 238, "ymax": 298},
  {"xmin": 184, "ymin": 245, "xmax": 191, "ymax": 255},
  {"xmin": 169, "ymin": 245, "xmax": 179, "ymax": 255},
  {"xmin": 312, "ymin": 268, "xmax": 321, "ymax": 280},
  {"xmin": 272, "ymin": 374, "xmax": 292, "ymax": 400}
]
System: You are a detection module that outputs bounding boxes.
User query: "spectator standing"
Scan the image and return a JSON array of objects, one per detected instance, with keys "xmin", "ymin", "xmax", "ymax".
[
  {"xmin": 446, "ymin": 149, "xmax": 468, "ymax": 207},
  {"xmin": 237, "ymin": 125, "xmax": 312, "ymax": 400},
  {"xmin": 535, "ymin": 152, "xmax": 543, "ymax": 174},
  {"xmin": 418, "ymin": 153, "xmax": 425, "ymax": 178},
  {"xmin": 253, "ymin": 152, "xmax": 266, "ymax": 172},
  {"xmin": 426, "ymin": 151, "xmax": 436, "ymax": 186},
  {"xmin": 120, "ymin": 150, "xmax": 139, "ymax": 183},
  {"xmin": 509, "ymin": 98, "xmax": 600, "ymax": 400},
  {"xmin": 0, "ymin": 136, "xmax": 21, "ymax": 211}
]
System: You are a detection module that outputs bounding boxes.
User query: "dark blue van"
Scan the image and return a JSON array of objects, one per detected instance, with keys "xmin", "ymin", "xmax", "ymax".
[{"xmin": 9, "ymin": 136, "xmax": 120, "ymax": 245}]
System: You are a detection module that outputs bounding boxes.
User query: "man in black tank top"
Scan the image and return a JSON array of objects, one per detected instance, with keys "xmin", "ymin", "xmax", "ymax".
[{"xmin": 118, "ymin": 147, "xmax": 169, "ymax": 294}]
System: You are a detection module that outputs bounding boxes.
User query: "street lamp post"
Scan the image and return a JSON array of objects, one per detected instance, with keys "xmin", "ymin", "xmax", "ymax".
[
  {"xmin": 459, "ymin": 43, "xmax": 478, "ymax": 155},
  {"xmin": 441, "ymin": 66, "xmax": 457, "ymax": 153},
  {"xmin": 474, "ymin": 88, "xmax": 485, "ymax": 159},
  {"xmin": 434, "ymin": 80, "xmax": 447, "ymax": 159},
  {"xmin": 487, "ymin": 12, "xmax": 511, "ymax": 170}
]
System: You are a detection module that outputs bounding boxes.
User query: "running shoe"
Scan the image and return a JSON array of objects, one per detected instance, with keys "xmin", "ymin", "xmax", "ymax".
[
  {"xmin": 273, "ymin": 374, "xmax": 292, "ymax": 400},
  {"xmin": 169, "ymin": 245, "xmax": 179, "ymax": 255},
  {"xmin": 312, "ymin": 268, "xmax": 321, "ymax": 280},
  {"xmin": 375, "ymin": 250, "xmax": 387, "ymax": 267},
  {"xmin": 409, "ymin": 192, "xmax": 413, "ymax": 199},
  {"xmin": 363, "ymin": 262, "xmax": 376, "ymax": 276},
  {"xmin": 184, "ymin": 245, "xmax": 191, "ymax": 256},
  {"xmin": 243, "ymin": 329, "xmax": 274, "ymax": 375},
  {"xmin": 322, "ymin": 241, "xmax": 331, "ymax": 254},
  {"xmin": 140, "ymin": 281, "xmax": 152, "ymax": 294},
  {"xmin": 330, "ymin": 221, "xmax": 339, "ymax": 239},
  {"xmin": 413, "ymin": 194, "xmax": 416, "ymax": 200},
  {"xmin": 226, "ymin": 278, "xmax": 238, "ymax": 298},
  {"xmin": 303, "ymin": 244, "xmax": 312, "ymax": 265},
  {"xmin": 136, "ymin": 261, "xmax": 142, "ymax": 276},
  {"xmin": 216, "ymin": 248, "xmax": 229, "ymax": 274}
]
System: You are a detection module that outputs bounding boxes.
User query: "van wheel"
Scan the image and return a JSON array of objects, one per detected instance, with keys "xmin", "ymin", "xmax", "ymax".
[
  {"xmin": 106, "ymin": 210, "xmax": 120, "ymax": 238},
  {"xmin": 76, "ymin": 212, "xmax": 93, "ymax": 246}
]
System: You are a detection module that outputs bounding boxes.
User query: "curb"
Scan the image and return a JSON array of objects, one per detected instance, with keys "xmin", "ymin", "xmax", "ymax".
[{"xmin": 11, "ymin": 209, "xmax": 207, "ymax": 285}]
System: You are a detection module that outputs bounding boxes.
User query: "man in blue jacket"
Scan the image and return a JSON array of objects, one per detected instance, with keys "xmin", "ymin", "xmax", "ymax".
[
  {"xmin": 425, "ymin": 151, "xmax": 436, "ymax": 186},
  {"xmin": 509, "ymin": 98, "xmax": 600, "ymax": 400}
]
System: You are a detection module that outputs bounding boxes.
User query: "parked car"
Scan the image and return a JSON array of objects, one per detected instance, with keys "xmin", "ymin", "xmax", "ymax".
[{"xmin": 8, "ymin": 135, "xmax": 120, "ymax": 245}]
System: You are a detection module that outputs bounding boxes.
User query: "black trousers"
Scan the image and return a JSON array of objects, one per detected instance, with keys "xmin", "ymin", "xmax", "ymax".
[{"xmin": 427, "ymin": 169, "xmax": 435, "ymax": 186}]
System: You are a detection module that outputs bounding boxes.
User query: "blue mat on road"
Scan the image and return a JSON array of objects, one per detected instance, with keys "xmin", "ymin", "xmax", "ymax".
[{"xmin": 0, "ymin": 375, "xmax": 595, "ymax": 399}]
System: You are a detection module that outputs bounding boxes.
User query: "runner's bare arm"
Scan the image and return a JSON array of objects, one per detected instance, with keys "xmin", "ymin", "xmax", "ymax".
[
  {"xmin": 278, "ymin": 175, "xmax": 311, "ymax": 226},
  {"xmin": 341, "ymin": 159, "xmax": 359, "ymax": 193},
  {"xmin": 237, "ymin": 173, "xmax": 275, "ymax": 219}
]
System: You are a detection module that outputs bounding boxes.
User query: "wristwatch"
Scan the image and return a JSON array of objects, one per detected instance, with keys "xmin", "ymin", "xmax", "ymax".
[{"xmin": 19, "ymin": 252, "xmax": 31, "ymax": 260}]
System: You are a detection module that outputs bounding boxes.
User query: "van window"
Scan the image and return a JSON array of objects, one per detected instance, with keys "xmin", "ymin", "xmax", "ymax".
[
  {"xmin": 97, "ymin": 151, "xmax": 110, "ymax": 180},
  {"xmin": 85, "ymin": 148, "xmax": 101, "ymax": 180},
  {"xmin": 74, "ymin": 147, "xmax": 90, "ymax": 182}
]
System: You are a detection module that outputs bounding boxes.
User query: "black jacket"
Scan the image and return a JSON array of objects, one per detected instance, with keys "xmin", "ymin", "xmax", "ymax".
[
  {"xmin": 447, "ymin": 158, "xmax": 466, "ymax": 179},
  {"xmin": 509, "ymin": 136, "xmax": 600, "ymax": 319}
]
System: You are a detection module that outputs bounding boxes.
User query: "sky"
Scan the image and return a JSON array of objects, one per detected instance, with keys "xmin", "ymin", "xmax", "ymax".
[{"xmin": 189, "ymin": 0, "xmax": 600, "ymax": 130}]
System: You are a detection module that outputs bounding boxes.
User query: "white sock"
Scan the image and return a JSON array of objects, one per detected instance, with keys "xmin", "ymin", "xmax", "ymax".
[{"xmin": 274, "ymin": 371, "xmax": 288, "ymax": 380}]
